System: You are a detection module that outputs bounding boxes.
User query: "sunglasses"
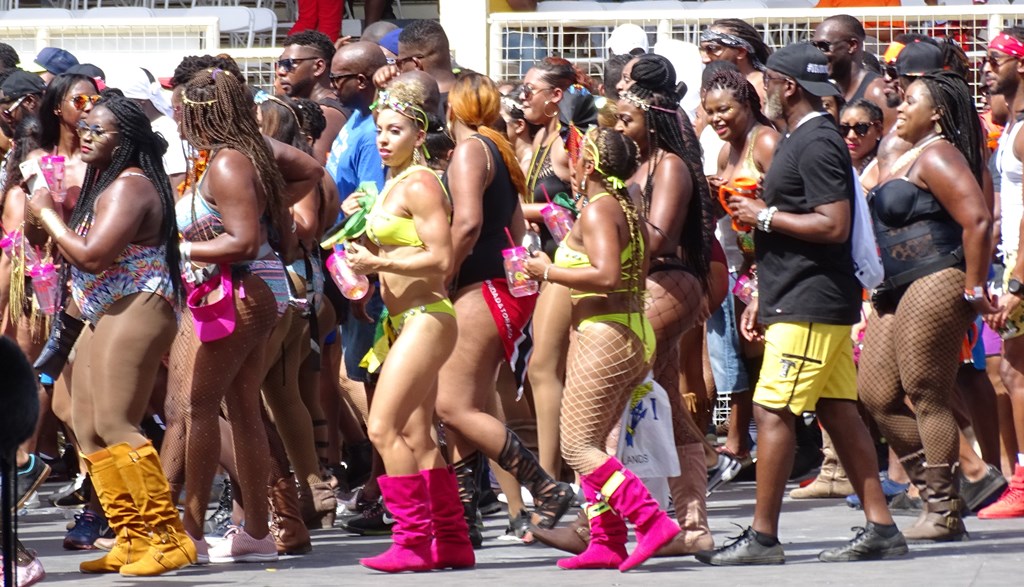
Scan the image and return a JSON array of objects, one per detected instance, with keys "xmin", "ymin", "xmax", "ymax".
[
  {"xmin": 329, "ymin": 72, "xmax": 360, "ymax": 85},
  {"xmin": 811, "ymin": 39, "xmax": 849, "ymax": 54},
  {"xmin": 699, "ymin": 42, "xmax": 726, "ymax": 57},
  {"xmin": 522, "ymin": 83, "xmax": 554, "ymax": 100},
  {"xmin": 1, "ymin": 95, "xmax": 27, "ymax": 119},
  {"xmin": 839, "ymin": 122, "xmax": 877, "ymax": 137},
  {"xmin": 395, "ymin": 54, "xmax": 426, "ymax": 70},
  {"xmin": 69, "ymin": 94, "xmax": 101, "ymax": 111},
  {"xmin": 275, "ymin": 57, "xmax": 317, "ymax": 72},
  {"xmin": 986, "ymin": 53, "xmax": 1017, "ymax": 69},
  {"xmin": 76, "ymin": 120, "xmax": 118, "ymax": 141}
]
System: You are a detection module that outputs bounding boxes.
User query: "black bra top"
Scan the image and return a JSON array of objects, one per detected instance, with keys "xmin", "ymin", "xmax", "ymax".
[{"xmin": 869, "ymin": 178, "xmax": 953, "ymax": 229}]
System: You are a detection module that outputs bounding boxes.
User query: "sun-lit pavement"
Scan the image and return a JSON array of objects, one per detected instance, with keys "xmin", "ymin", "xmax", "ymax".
[{"xmin": 15, "ymin": 478, "xmax": 1023, "ymax": 587}]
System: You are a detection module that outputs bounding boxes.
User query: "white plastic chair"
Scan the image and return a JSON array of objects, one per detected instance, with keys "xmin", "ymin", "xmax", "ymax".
[
  {"xmin": 185, "ymin": 6, "xmax": 253, "ymax": 47},
  {"xmin": 250, "ymin": 6, "xmax": 276, "ymax": 47},
  {"xmin": 1, "ymin": 8, "xmax": 74, "ymax": 19},
  {"xmin": 80, "ymin": 6, "xmax": 155, "ymax": 17}
]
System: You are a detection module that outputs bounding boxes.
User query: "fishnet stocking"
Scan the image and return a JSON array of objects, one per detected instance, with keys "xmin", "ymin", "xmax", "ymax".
[
  {"xmin": 646, "ymin": 269, "xmax": 706, "ymax": 446},
  {"xmin": 561, "ymin": 320, "xmax": 649, "ymax": 475},
  {"xmin": 859, "ymin": 268, "xmax": 974, "ymax": 467},
  {"xmin": 163, "ymin": 273, "xmax": 279, "ymax": 538}
]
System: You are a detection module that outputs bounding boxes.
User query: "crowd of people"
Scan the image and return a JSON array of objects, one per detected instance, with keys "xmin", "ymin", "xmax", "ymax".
[{"xmin": 1, "ymin": 10, "xmax": 1023, "ymax": 584}]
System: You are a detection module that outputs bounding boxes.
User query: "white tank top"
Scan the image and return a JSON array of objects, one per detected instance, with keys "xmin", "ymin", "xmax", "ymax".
[{"xmin": 999, "ymin": 120, "xmax": 1024, "ymax": 258}]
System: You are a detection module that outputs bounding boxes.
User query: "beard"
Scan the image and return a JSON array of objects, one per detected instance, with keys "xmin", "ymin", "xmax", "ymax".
[
  {"xmin": 885, "ymin": 89, "xmax": 901, "ymax": 109},
  {"xmin": 765, "ymin": 91, "xmax": 785, "ymax": 121}
]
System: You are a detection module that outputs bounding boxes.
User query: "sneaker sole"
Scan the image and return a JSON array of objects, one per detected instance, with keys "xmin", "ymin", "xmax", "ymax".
[
  {"xmin": 699, "ymin": 555, "xmax": 785, "ymax": 566},
  {"xmin": 16, "ymin": 463, "xmax": 52, "ymax": 510},
  {"xmin": 978, "ymin": 508, "xmax": 1024, "ymax": 519},
  {"xmin": 208, "ymin": 553, "xmax": 279, "ymax": 564},
  {"xmin": 819, "ymin": 544, "xmax": 909, "ymax": 562}
]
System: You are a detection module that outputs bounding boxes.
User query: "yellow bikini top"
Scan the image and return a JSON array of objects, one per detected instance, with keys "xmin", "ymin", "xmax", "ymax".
[
  {"xmin": 553, "ymin": 194, "xmax": 643, "ymax": 298},
  {"xmin": 365, "ymin": 165, "xmax": 447, "ymax": 248}
]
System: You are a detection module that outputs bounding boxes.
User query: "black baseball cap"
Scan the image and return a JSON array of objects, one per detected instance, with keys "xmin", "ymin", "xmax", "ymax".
[
  {"xmin": 0, "ymin": 70, "xmax": 45, "ymax": 101},
  {"xmin": 766, "ymin": 42, "xmax": 840, "ymax": 97},
  {"xmin": 895, "ymin": 41, "xmax": 943, "ymax": 77}
]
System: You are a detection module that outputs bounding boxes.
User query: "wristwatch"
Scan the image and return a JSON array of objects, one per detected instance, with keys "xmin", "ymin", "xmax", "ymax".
[{"xmin": 1009, "ymin": 278, "xmax": 1024, "ymax": 297}]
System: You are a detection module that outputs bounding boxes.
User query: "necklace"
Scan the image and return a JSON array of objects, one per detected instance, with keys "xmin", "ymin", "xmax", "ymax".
[{"xmin": 889, "ymin": 134, "xmax": 943, "ymax": 175}]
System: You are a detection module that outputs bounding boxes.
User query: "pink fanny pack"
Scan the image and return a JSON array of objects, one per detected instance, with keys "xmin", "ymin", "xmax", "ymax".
[{"xmin": 187, "ymin": 264, "xmax": 244, "ymax": 342}]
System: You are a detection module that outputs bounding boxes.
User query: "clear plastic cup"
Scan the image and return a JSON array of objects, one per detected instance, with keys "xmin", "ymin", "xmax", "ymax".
[
  {"xmin": 29, "ymin": 262, "xmax": 60, "ymax": 315},
  {"xmin": 540, "ymin": 204, "xmax": 574, "ymax": 243},
  {"xmin": 0, "ymin": 230, "xmax": 40, "ymax": 266},
  {"xmin": 40, "ymin": 155, "xmax": 67, "ymax": 204},
  {"xmin": 503, "ymin": 246, "xmax": 539, "ymax": 297},
  {"xmin": 326, "ymin": 246, "xmax": 369, "ymax": 301}
]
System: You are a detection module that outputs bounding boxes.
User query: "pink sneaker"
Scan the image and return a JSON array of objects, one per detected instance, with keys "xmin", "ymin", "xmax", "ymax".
[
  {"xmin": 0, "ymin": 553, "xmax": 46, "ymax": 587},
  {"xmin": 208, "ymin": 527, "xmax": 278, "ymax": 564},
  {"xmin": 188, "ymin": 532, "xmax": 210, "ymax": 564}
]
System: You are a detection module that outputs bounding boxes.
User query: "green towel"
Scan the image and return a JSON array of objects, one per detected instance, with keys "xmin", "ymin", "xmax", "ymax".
[
  {"xmin": 550, "ymin": 191, "xmax": 579, "ymax": 218},
  {"xmin": 320, "ymin": 182, "xmax": 379, "ymax": 249}
]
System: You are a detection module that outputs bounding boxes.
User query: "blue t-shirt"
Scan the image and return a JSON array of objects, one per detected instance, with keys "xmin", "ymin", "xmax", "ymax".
[{"xmin": 326, "ymin": 107, "xmax": 386, "ymax": 218}]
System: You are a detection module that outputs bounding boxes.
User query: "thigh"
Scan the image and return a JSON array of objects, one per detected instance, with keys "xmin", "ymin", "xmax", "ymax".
[
  {"xmin": 70, "ymin": 325, "xmax": 96, "ymax": 441},
  {"xmin": 754, "ymin": 322, "xmax": 850, "ymax": 415},
  {"xmin": 562, "ymin": 321, "xmax": 648, "ymax": 444},
  {"xmin": 437, "ymin": 288, "xmax": 504, "ymax": 415},
  {"xmin": 528, "ymin": 282, "xmax": 572, "ymax": 374},
  {"xmin": 88, "ymin": 294, "xmax": 177, "ymax": 430},
  {"xmin": 371, "ymin": 312, "xmax": 457, "ymax": 431},
  {"xmin": 857, "ymin": 311, "xmax": 903, "ymax": 412}
]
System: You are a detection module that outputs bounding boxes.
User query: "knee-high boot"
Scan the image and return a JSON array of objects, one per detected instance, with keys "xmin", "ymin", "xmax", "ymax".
[
  {"xmin": 657, "ymin": 443, "xmax": 714, "ymax": 555},
  {"xmin": 79, "ymin": 448, "xmax": 150, "ymax": 573},
  {"xmin": 422, "ymin": 466, "xmax": 475, "ymax": 570},
  {"xmin": 359, "ymin": 474, "xmax": 433, "ymax": 573},
  {"xmin": 556, "ymin": 483, "xmax": 627, "ymax": 569},
  {"xmin": 586, "ymin": 457, "xmax": 679, "ymax": 572},
  {"xmin": 496, "ymin": 429, "xmax": 573, "ymax": 529},
  {"xmin": 112, "ymin": 442, "xmax": 197, "ymax": 576}
]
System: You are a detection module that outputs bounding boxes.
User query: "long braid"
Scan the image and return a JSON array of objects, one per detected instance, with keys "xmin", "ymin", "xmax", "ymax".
[
  {"xmin": 69, "ymin": 96, "xmax": 183, "ymax": 304},
  {"xmin": 592, "ymin": 128, "xmax": 644, "ymax": 313},
  {"xmin": 919, "ymin": 71, "xmax": 983, "ymax": 184},
  {"xmin": 180, "ymin": 68, "xmax": 289, "ymax": 248}
]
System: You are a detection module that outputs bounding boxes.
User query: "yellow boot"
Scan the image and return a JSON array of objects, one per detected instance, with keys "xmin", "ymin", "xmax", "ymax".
[
  {"xmin": 112, "ymin": 442, "xmax": 197, "ymax": 577},
  {"xmin": 79, "ymin": 447, "xmax": 151, "ymax": 573}
]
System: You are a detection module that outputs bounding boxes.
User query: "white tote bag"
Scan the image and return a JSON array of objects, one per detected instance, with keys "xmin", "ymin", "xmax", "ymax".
[
  {"xmin": 616, "ymin": 373, "xmax": 680, "ymax": 479},
  {"xmin": 850, "ymin": 167, "xmax": 884, "ymax": 290}
]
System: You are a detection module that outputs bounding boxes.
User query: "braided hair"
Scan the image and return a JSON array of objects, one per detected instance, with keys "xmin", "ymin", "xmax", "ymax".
[
  {"xmin": 918, "ymin": 71, "xmax": 983, "ymax": 185},
  {"xmin": 257, "ymin": 93, "xmax": 304, "ymax": 152},
  {"xmin": 588, "ymin": 127, "xmax": 644, "ymax": 310},
  {"xmin": 180, "ymin": 68, "xmax": 289, "ymax": 249},
  {"xmin": 628, "ymin": 54, "xmax": 712, "ymax": 288},
  {"xmin": 700, "ymin": 67, "xmax": 772, "ymax": 127},
  {"xmin": 70, "ymin": 96, "xmax": 183, "ymax": 304},
  {"xmin": 292, "ymin": 97, "xmax": 326, "ymax": 146},
  {"xmin": 711, "ymin": 19, "xmax": 772, "ymax": 71}
]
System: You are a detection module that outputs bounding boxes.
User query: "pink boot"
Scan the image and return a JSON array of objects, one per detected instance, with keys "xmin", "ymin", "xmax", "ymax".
[
  {"xmin": 557, "ymin": 480, "xmax": 627, "ymax": 570},
  {"xmin": 359, "ymin": 474, "xmax": 433, "ymax": 573},
  {"xmin": 588, "ymin": 457, "xmax": 680, "ymax": 572},
  {"xmin": 422, "ymin": 467, "xmax": 475, "ymax": 570}
]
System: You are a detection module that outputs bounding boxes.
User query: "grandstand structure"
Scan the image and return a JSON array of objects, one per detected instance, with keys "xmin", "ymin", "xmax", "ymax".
[{"xmin": 1, "ymin": 0, "xmax": 1022, "ymax": 98}]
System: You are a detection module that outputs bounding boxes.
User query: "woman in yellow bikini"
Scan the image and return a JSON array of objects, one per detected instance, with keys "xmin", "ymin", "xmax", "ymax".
[
  {"xmin": 343, "ymin": 79, "xmax": 473, "ymax": 573},
  {"xmin": 525, "ymin": 127, "xmax": 678, "ymax": 572}
]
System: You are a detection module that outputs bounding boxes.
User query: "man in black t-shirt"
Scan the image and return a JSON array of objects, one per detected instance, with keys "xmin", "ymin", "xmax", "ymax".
[{"xmin": 696, "ymin": 42, "xmax": 907, "ymax": 566}]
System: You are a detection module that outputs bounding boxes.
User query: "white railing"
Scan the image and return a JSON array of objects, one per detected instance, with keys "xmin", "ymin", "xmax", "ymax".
[
  {"xmin": 470, "ymin": 4, "xmax": 1024, "ymax": 93},
  {"xmin": 1, "ymin": 17, "xmax": 218, "ymax": 56}
]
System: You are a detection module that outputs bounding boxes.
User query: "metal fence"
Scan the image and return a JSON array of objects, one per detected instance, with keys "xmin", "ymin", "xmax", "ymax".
[{"xmin": 487, "ymin": 5, "xmax": 1024, "ymax": 100}]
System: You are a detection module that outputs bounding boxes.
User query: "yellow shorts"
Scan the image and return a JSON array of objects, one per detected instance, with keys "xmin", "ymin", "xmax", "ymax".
[{"xmin": 753, "ymin": 322, "xmax": 858, "ymax": 415}]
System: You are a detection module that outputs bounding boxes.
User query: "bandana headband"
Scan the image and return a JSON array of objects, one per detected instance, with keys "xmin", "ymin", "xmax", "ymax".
[
  {"xmin": 700, "ymin": 29, "xmax": 763, "ymax": 69},
  {"xmin": 990, "ymin": 33, "xmax": 1024, "ymax": 58},
  {"xmin": 374, "ymin": 90, "xmax": 430, "ymax": 130}
]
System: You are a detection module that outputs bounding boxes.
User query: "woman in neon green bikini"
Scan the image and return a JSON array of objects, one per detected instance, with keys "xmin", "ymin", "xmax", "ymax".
[
  {"xmin": 343, "ymin": 78, "xmax": 473, "ymax": 573},
  {"xmin": 525, "ymin": 127, "xmax": 678, "ymax": 572}
]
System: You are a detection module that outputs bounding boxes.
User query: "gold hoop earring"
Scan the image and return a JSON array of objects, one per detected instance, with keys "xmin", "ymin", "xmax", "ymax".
[{"xmin": 542, "ymin": 100, "xmax": 558, "ymax": 119}]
